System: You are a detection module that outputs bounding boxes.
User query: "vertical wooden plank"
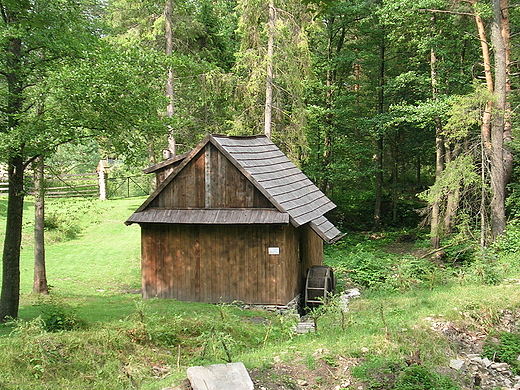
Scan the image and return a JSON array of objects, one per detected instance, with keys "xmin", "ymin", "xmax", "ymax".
[
  {"xmin": 285, "ymin": 225, "xmax": 299, "ymax": 304},
  {"xmin": 212, "ymin": 145, "xmax": 222, "ymax": 207},
  {"xmin": 200, "ymin": 225, "xmax": 210, "ymax": 302},
  {"xmin": 244, "ymin": 176, "xmax": 254, "ymax": 207},
  {"xmin": 175, "ymin": 225, "xmax": 186, "ymax": 300},
  {"xmin": 165, "ymin": 225, "xmax": 175, "ymax": 299},
  {"xmin": 206, "ymin": 225, "xmax": 216, "ymax": 303},
  {"xmin": 184, "ymin": 225, "xmax": 194, "ymax": 302},
  {"xmin": 186, "ymin": 154, "xmax": 196, "ymax": 208},
  {"xmin": 155, "ymin": 226, "xmax": 164, "ymax": 298},
  {"xmin": 236, "ymin": 225, "xmax": 246, "ymax": 302},
  {"xmin": 205, "ymin": 145, "xmax": 211, "ymax": 208},
  {"xmin": 256, "ymin": 226, "xmax": 265, "ymax": 303},
  {"xmin": 143, "ymin": 226, "xmax": 158, "ymax": 298},
  {"xmin": 221, "ymin": 225, "xmax": 232, "ymax": 302},
  {"xmin": 168, "ymin": 225, "xmax": 177, "ymax": 299},
  {"xmin": 141, "ymin": 227, "xmax": 153, "ymax": 298},
  {"xmin": 243, "ymin": 226, "xmax": 252, "ymax": 303},
  {"xmin": 192, "ymin": 226, "xmax": 201, "ymax": 301}
]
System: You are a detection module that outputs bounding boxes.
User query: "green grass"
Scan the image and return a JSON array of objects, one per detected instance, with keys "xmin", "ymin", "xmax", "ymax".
[{"xmin": 0, "ymin": 197, "xmax": 519, "ymax": 389}]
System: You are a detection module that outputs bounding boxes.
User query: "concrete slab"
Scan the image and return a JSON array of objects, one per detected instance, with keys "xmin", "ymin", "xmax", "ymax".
[{"xmin": 187, "ymin": 362, "xmax": 254, "ymax": 390}]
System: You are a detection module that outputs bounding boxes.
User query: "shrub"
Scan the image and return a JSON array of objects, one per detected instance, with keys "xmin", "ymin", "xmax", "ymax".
[
  {"xmin": 393, "ymin": 365, "xmax": 460, "ymax": 390},
  {"xmin": 483, "ymin": 332, "xmax": 520, "ymax": 374},
  {"xmin": 35, "ymin": 294, "xmax": 83, "ymax": 332},
  {"xmin": 44, "ymin": 211, "xmax": 81, "ymax": 241},
  {"xmin": 492, "ymin": 221, "xmax": 520, "ymax": 254},
  {"xmin": 463, "ymin": 255, "xmax": 502, "ymax": 286},
  {"xmin": 339, "ymin": 252, "xmax": 394, "ymax": 290},
  {"xmin": 353, "ymin": 358, "xmax": 460, "ymax": 390}
]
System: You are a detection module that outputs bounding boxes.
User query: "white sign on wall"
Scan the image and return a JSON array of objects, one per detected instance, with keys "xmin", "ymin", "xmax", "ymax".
[{"xmin": 268, "ymin": 247, "xmax": 280, "ymax": 255}]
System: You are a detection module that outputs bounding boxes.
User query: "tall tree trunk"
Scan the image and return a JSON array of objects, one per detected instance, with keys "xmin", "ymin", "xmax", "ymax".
[
  {"xmin": 33, "ymin": 156, "xmax": 48, "ymax": 294},
  {"xmin": 374, "ymin": 37, "xmax": 385, "ymax": 230},
  {"xmin": 473, "ymin": 2, "xmax": 493, "ymax": 148},
  {"xmin": 0, "ymin": 32, "xmax": 25, "ymax": 321},
  {"xmin": 472, "ymin": 1, "xmax": 493, "ymax": 245},
  {"xmin": 165, "ymin": 0, "xmax": 176, "ymax": 156},
  {"xmin": 0, "ymin": 156, "xmax": 25, "ymax": 321},
  {"xmin": 490, "ymin": 0, "xmax": 507, "ymax": 239},
  {"xmin": 264, "ymin": 0, "xmax": 275, "ymax": 139},
  {"xmin": 392, "ymin": 158, "xmax": 398, "ymax": 223},
  {"xmin": 430, "ymin": 43, "xmax": 445, "ymax": 249},
  {"xmin": 444, "ymin": 145, "xmax": 461, "ymax": 234},
  {"xmin": 500, "ymin": 0, "xmax": 513, "ymax": 186}
]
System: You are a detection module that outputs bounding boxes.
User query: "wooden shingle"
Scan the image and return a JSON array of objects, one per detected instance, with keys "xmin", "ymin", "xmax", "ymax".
[{"xmin": 210, "ymin": 135, "xmax": 342, "ymax": 242}]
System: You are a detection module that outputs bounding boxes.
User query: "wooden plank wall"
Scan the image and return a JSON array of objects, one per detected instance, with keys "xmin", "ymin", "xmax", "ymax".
[
  {"xmin": 298, "ymin": 224, "xmax": 324, "ymax": 294},
  {"xmin": 150, "ymin": 144, "xmax": 273, "ymax": 209},
  {"xmin": 141, "ymin": 223, "xmax": 302, "ymax": 305}
]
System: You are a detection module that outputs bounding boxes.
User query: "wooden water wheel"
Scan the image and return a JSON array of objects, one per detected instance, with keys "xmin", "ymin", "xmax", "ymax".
[{"xmin": 304, "ymin": 266, "xmax": 335, "ymax": 309}]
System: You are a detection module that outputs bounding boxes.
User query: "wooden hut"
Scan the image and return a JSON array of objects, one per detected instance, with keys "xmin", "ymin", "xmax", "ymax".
[{"xmin": 126, "ymin": 134, "xmax": 343, "ymax": 306}]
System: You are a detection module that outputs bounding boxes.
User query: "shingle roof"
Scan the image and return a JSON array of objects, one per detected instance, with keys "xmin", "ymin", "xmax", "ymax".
[
  {"xmin": 126, "ymin": 208, "xmax": 289, "ymax": 225},
  {"xmin": 127, "ymin": 134, "xmax": 344, "ymax": 243}
]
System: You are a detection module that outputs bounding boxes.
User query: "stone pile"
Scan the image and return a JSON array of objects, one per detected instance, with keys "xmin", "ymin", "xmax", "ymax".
[{"xmin": 450, "ymin": 353, "xmax": 520, "ymax": 390}]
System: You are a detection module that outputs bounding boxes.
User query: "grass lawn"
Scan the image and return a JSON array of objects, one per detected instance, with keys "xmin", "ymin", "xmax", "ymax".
[
  {"xmin": 0, "ymin": 196, "xmax": 519, "ymax": 389},
  {"xmin": 1, "ymin": 196, "xmax": 144, "ymax": 326}
]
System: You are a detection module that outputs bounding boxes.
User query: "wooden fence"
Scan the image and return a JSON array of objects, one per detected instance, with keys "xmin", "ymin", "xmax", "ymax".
[{"xmin": 0, "ymin": 172, "xmax": 150, "ymax": 199}]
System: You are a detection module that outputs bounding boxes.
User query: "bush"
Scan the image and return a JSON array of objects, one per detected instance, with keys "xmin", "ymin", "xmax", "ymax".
[
  {"xmin": 353, "ymin": 358, "xmax": 460, "ymax": 390},
  {"xmin": 483, "ymin": 332, "xmax": 520, "ymax": 374},
  {"xmin": 338, "ymin": 252, "xmax": 394, "ymax": 290},
  {"xmin": 393, "ymin": 365, "xmax": 459, "ymax": 390},
  {"xmin": 35, "ymin": 294, "xmax": 83, "ymax": 332},
  {"xmin": 492, "ymin": 221, "xmax": 520, "ymax": 254},
  {"xmin": 44, "ymin": 210, "xmax": 81, "ymax": 241},
  {"xmin": 463, "ymin": 255, "xmax": 502, "ymax": 286}
]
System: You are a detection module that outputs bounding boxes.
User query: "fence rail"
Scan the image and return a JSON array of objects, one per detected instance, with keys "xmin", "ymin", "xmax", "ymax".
[{"xmin": 0, "ymin": 172, "xmax": 150, "ymax": 199}]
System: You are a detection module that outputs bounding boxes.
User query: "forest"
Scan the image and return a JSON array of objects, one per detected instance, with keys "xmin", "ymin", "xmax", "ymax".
[{"xmin": 0, "ymin": 0, "xmax": 519, "ymax": 317}]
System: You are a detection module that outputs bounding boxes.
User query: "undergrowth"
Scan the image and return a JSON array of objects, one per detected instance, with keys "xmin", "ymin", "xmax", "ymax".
[
  {"xmin": 0, "ymin": 298, "xmax": 294, "ymax": 389},
  {"xmin": 352, "ymin": 359, "xmax": 460, "ymax": 390}
]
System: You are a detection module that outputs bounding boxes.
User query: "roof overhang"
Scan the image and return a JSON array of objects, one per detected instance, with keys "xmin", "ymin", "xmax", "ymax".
[{"xmin": 126, "ymin": 208, "xmax": 290, "ymax": 225}]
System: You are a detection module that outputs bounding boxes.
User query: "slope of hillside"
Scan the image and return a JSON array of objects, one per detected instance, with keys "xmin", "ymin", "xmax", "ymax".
[{"xmin": 0, "ymin": 197, "xmax": 519, "ymax": 390}]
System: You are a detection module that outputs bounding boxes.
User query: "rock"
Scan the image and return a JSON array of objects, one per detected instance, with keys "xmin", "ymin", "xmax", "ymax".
[
  {"xmin": 294, "ymin": 321, "xmax": 315, "ymax": 334},
  {"xmin": 482, "ymin": 357, "xmax": 493, "ymax": 367},
  {"xmin": 450, "ymin": 359, "xmax": 465, "ymax": 370},
  {"xmin": 187, "ymin": 362, "xmax": 254, "ymax": 390}
]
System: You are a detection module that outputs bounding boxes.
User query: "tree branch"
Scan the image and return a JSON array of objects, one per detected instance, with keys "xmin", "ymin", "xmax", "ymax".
[{"xmin": 419, "ymin": 8, "xmax": 474, "ymax": 16}]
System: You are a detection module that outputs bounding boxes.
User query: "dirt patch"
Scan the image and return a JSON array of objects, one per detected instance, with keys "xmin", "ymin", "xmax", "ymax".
[
  {"xmin": 168, "ymin": 356, "xmax": 361, "ymax": 390},
  {"xmin": 249, "ymin": 356, "xmax": 361, "ymax": 390}
]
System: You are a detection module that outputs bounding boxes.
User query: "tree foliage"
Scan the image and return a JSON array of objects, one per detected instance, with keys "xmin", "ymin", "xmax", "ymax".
[{"xmin": 1, "ymin": 0, "xmax": 520, "ymax": 318}]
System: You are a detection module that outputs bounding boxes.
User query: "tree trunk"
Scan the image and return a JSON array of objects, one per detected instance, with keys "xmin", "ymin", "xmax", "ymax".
[
  {"xmin": 165, "ymin": 0, "xmax": 176, "ymax": 156},
  {"xmin": 373, "ymin": 37, "xmax": 385, "ymax": 230},
  {"xmin": 490, "ymin": 0, "xmax": 507, "ymax": 239},
  {"xmin": 500, "ymin": 0, "xmax": 513, "ymax": 186},
  {"xmin": 0, "ymin": 31, "xmax": 25, "ymax": 321},
  {"xmin": 473, "ymin": 2, "xmax": 493, "ymax": 149},
  {"xmin": 264, "ymin": 0, "xmax": 275, "ymax": 139},
  {"xmin": 472, "ymin": 1, "xmax": 493, "ymax": 245},
  {"xmin": 430, "ymin": 43, "xmax": 445, "ymax": 249},
  {"xmin": 33, "ymin": 156, "xmax": 48, "ymax": 294},
  {"xmin": 0, "ymin": 156, "xmax": 25, "ymax": 321},
  {"xmin": 444, "ymin": 145, "xmax": 461, "ymax": 234}
]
